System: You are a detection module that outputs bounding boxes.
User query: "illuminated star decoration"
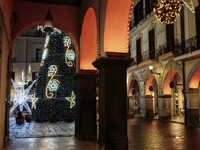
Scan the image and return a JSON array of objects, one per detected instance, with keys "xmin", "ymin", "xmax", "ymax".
[
  {"xmin": 31, "ymin": 93, "xmax": 38, "ymax": 109},
  {"xmin": 65, "ymin": 91, "xmax": 76, "ymax": 109},
  {"xmin": 10, "ymin": 78, "xmax": 36, "ymax": 115},
  {"xmin": 182, "ymin": 0, "xmax": 195, "ymax": 13}
]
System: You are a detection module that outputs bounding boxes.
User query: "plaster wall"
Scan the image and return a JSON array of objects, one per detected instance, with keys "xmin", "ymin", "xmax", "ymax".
[
  {"xmin": 0, "ymin": 1, "xmax": 13, "ymax": 148},
  {"xmin": 185, "ymin": 58, "xmax": 200, "ymax": 86}
]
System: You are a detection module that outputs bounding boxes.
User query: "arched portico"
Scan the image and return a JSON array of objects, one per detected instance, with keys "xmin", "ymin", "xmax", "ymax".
[
  {"xmin": 127, "ymin": 74, "xmax": 140, "ymax": 116},
  {"xmin": 185, "ymin": 60, "xmax": 200, "ymax": 124}
]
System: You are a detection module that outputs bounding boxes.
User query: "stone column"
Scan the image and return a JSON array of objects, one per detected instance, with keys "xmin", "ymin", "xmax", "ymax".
[
  {"xmin": 158, "ymin": 95, "xmax": 172, "ymax": 119},
  {"xmin": 93, "ymin": 57, "xmax": 132, "ymax": 150},
  {"xmin": 140, "ymin": 96, "xmax": 146, "ymax": 117},
  {"xmin": 185, "ymin": 89, "xmax": 199, "ymax": 124},
  {"xmin": 140, "ymin": 96, "xmax": 153, "ymax": 118},
  {"xmin": 128, "ymin": 96, "xmax": 134, "ymax": 116},
  {"xmin": 74, "ymin": 73, "xmax": 98, "ymax": 140}
]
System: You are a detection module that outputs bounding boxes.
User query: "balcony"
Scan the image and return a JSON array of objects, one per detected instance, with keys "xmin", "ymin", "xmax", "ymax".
[
  {"xmin": 138, "ymin": 49, "xmax": 158, "ymax": 67},
  {"xmin": 157, "ymin": 39, "xmax": 178, "ymax": 60},
  {"xmin": 174, "ymin": 35, "xmax": 200, "ymax": 61}
]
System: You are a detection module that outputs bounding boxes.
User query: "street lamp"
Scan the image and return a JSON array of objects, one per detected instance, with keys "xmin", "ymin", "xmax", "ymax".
[{"xmin": 149, "ymin": 65, "xmax": 160, "ymax": 76}]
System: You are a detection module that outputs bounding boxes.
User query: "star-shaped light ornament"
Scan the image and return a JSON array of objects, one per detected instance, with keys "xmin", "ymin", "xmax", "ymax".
[
  {"xmin": 31, "ymin": 93, "xmax": 38, "ymax": 109},
  {"xmin": 182, "ymin": 0, "xmax": 195, "ymax": 13},
  {"xmin": 53, "ymin": 28, "xmax": 62, "ymax": 34},
  {"xmin": 65, "ymin": 91, "xmax": 76, "ymax": 109},
  {"xmin": 10, "ymin": 78, "xmax": 36, "ymax": 115}
]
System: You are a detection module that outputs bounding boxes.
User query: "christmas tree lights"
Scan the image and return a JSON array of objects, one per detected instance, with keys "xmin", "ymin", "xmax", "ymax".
[{"xmin": 33, "ymin": 28, "xmax": 76, "ymax": 121}]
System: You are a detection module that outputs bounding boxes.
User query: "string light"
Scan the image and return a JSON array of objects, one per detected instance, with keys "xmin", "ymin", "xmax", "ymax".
[
  {"xmin": 153, "ymin": 0, "xmax": 183, "ymax": 25},
  {"xmin": 31, "ymin": 93, "xmax": 38, "ymax": 109},
  {"xmin": 45, "ymin": 65, "xmax": 60, "ymax": 98},
  {"xmin": 64, "ymin": 36, "xmax": 75, "ymax": 67}
]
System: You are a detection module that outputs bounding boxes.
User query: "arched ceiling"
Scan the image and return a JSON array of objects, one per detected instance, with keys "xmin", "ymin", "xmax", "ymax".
[{"xmin": 21, "ymin": 0, "xmax": 83, "ymax": 6}]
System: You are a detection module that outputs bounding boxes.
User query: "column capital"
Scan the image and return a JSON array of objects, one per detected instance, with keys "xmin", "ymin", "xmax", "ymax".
[
  {"xmin": 92, "ymin": 57, "xmax": 134, "ymax": 69},
  {"xmin": 74, "ymin": 73, "xmax": 98, "ymax": 79}
]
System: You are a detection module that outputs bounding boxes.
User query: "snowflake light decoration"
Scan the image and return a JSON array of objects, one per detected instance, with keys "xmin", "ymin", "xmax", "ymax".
[
  {"xmin": 66, "ymin": 50, "xmax": 75, "ymax": 61},
  {"xmin": 48, "ymin": 80, "xmax": 60, "ymax": 92},
  {"xmin": 10, "ymin": 78, "xmax": 36, "ymax": 115},
  {"xmin": 63, "ymin": 36, "xmax": 71, "ymax": 47}
]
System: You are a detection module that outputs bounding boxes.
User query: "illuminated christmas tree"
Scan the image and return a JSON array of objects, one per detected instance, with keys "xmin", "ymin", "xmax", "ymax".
[{"xmin": 32, "ymin": 29, "xmax": 76, "ymax": 121}]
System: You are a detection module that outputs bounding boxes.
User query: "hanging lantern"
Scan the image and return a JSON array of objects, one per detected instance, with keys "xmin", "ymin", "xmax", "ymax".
[
  {"xmin": 169, "ymin": 81, "xmax": 175, "ymax": 88},
  {"xmin": 149, "ymin": 86, "xmax": 153, "ymax": 91},
  {"xmin": 44, "ymin": 10, "xmax": 53, "ymax": 33},
  {"xmin": 153, "ymin": 0, "xmax": 183, "ymax": 25}
]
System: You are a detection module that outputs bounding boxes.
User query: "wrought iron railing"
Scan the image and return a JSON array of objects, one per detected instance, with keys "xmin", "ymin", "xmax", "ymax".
[
  {"xmin": 174, "ymin": 35, "xmax": 200, "ymax": 57},
  {"xmin": 130, "ymin": 49, "xmax": 158, "ymax": 66},
  {"xmin": 158, "ymin": 39, "xmax": 178, "ymax": 56}
]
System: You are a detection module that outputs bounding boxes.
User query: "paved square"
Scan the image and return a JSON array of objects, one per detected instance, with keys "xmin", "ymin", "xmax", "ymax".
[{"xmin": 9, "ymin": 119, "xmax": 75, "ymax": 138}]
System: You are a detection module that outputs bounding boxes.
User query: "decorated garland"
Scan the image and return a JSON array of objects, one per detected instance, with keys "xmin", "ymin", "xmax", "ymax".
[{"xmin": 153, "ymin": 0, "xmax": 183, "ymax": 25}]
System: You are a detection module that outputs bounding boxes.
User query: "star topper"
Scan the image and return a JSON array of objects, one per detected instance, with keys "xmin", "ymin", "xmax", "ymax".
[
  {"xmin": 65, "ymin": 91, "xmax": 76, "ymax": 109},
  {"xmin": 32, "ymin": 93, "xmax": 38, "ymax": 109}
]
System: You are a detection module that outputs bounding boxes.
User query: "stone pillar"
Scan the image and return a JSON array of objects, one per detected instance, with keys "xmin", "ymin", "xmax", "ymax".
[
  {"xmin": 140, "ymin": 96, "xmax": 153, "ymax": 118},
  {"xmin": 74, "ymin": 73, "xmax": 98, "ymax": 140},
  {"xmin": 185, "ymin": 89, "xmax": 199, "ymax": 124},
  {"xmin": 93, "ymin": 57, "xmax": 132, "ymax": 150},
  {"xmin": 128, "ymin": 96, "xmax": 134, "ymax": 116},
  {"xmin": 158, "ymin": 95, "xmax": 171, "ymax": 119},
  {"xmin": 140, "ymin": 96, "xmax": 146, "ymax": 117}
]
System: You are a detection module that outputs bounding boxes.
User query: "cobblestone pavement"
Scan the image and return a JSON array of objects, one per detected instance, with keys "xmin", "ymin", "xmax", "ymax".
[
  {"xmin": 4, "ymin": 117, "xmax": 200, "ymax": 150},
  {"xmin": 128, "ymin": 117, "xmax": 200, "ymax": 150},
  {"xmin": 9, "ymin": 119, "xmax": 74, "ymax": 138}
]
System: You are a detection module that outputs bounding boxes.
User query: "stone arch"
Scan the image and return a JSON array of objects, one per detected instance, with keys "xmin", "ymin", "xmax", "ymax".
[
  {"xmin": 145, "ymin": 75, "xmax": 157, "ymax": 96},
  {"xmin": 104, "ymin": 0, "xmax": 134, "ymax": 54},
  {"xmin": 162, "ymin": 60, "xmax": 183, "ymax": 95},
  {"xmin": 80, "ymin": 7, "xmax": 97, "ymax": 70},
  {"xmin": 12, "ymin": 2, "xmax": 80, "ymax": 71},
  {"xmin": 127, "ymin": 73, "xmax": 140, "ymax": 97},
  {"xmin": 144, "ymin": 69, "xmax": 159, "ymax": 96},
  {"xmin": 186, "ymin": 60, "xmax": 200, "ymax": 90}
]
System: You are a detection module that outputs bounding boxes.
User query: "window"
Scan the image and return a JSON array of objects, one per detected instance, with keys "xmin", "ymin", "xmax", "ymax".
[
  {"xmin": 36, "ymin": 48, "xmax": 43, "ymax": 62},
  {"xmin": 134, "ymin": 1, "xmax": 143, "ymax": 26},
  {"xmin": 149, "ymin": 28, "xmax": 155, "ymax": 59},
  {"xmin": 145, "ymin": 0, "xmax": 158, "ymax": 16},
  {"xmin": 136, "ymin": 38, "xmax": 142, "ymax": 64}
]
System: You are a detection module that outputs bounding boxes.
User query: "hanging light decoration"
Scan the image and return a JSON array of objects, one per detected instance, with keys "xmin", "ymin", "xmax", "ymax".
[
  {"xmin": 44, "ymin": 10, "xmax": 53, "ymax": 33},
  {"xmin": 153, "ymin": 0, "xmax": 184, "ymax": 25}
]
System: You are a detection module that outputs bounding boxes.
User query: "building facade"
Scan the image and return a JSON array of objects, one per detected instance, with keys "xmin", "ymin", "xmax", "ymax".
[
  {"xmin": 12, "ymin": 27, "xmax": 45, "ymax": 87},
  {"xmin": 127, "ymin": 0, "xmax": 200, "ymax": 124}
]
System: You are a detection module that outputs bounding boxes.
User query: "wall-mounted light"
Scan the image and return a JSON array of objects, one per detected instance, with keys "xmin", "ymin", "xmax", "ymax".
[
  {"xmin": 44, "ymin": 10, "xmax": 53, "ymax": 33},
  {"xmin": 149, "ymin": 65, "xmax": 160, "ymax": 76}
]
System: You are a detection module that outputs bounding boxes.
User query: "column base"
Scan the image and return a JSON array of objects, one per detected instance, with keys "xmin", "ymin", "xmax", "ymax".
[
  {"xmin": 99, "ymin": 137, "xmax": 128, "ymax": 150},
  {"xmin": 74, "ymin": 73, "xmax": 98, "ymax": 140},
  {"xmin": 186, "ymin": 109, "xmax": 199, "ymax": 124}
]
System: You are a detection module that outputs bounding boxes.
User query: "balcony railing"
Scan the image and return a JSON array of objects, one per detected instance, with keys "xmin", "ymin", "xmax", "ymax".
[
  {"xmin": 174, "ymin": 35, "xmax": 200, "ymax": 57},
  {"xmin": 158, "ymin": 39, "xmax": 178, "ymax": 57},
  {"xmin": 130, "ymin": 49, "xmax": 157, "ymax": 66}
]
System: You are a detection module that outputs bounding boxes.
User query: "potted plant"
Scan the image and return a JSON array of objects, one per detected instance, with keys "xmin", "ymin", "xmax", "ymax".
[
  {"xmin": 16, "ymin": 111, "xmax": 24, "ymax": 124},
  {"xmin": 36, "ymin": 117, "xmax": 42, "ymax": 123},
  {"xmin": 50, "ymin": 116, "xmax": 57, "ymax": 123},
  {"xmin": 66, "ymin": 116, "xmax": 73, "ymax": 122},
  {"xmin": 25, "ymin": 116, "xmax": 31, "ymax": 123}
]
